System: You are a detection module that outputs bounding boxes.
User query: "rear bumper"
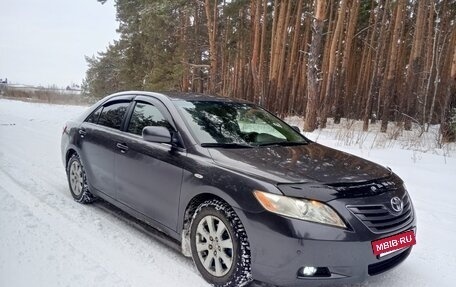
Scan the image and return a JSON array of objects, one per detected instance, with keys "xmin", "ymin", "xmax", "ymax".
[{"xmin": 235, "ymin": 208, "xmax": 415, "ymax": 286}]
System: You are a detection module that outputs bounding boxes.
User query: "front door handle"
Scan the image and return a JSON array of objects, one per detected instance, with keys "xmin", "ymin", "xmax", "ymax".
[{"xmin": 116, "ymin": 143, "xmax": 129, "ymax": 153}]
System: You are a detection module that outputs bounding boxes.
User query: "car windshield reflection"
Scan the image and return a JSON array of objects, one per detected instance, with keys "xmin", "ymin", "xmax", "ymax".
[{"xmin": 174, "ymin": 100, "xmax": 307, "ymax": 147}]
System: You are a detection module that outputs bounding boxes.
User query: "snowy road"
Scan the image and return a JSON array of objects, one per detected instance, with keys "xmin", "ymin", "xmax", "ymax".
[{"xmin": 1, "ymin": 99, "xmax": 455, "ymax": 287}]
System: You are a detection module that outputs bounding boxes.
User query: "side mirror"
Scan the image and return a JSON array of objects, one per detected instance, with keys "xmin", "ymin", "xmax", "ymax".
[
  {"xmin": 142, "ymin": 126, "xmax": 171, "ymax": 143},
  {"xmin": 291, "ymin": 125, "xmax": 301, "ymax": 133}
]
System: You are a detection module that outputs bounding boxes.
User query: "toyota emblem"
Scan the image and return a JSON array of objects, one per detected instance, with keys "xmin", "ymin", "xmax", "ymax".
[{"xmin": 390, "ymin": 197, "xmax": 403, "ymax": 213}]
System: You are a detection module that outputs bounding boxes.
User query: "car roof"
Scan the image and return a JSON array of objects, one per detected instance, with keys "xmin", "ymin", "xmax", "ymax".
[
  {"xmin": 159, "ymin": 91, "xmax": 250, "ymax": 103},
  {"xmin": 110, "ymin": 91, "xmax": 251, "ymax": 103}
]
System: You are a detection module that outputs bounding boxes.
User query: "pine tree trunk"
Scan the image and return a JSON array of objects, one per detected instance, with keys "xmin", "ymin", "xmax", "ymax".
[
  {"xmin": 423, "ymin": 1, "xmax": 435, "ymax": 127},
  {"xmin": 404, "ymin": 0, "xmax": 426, "ymax": 130},
  {"xmin": 181, "ymin": 10, "xmax": 190, "ymax": 92},
  {"xmin": 251, "ymin": 0, "xmax": 262, "ymax": 104},
  {"xmin": 276, "ymin": 0, "xmax": 293, "ymax": 114},
  {"xmin": 439, "ymin": 30, "xmax": 456, "ymax": 142},
  {"xmin": 321, "ymin": 0, "xmax": 348, "ymax": 127},
  {"xmin": 318, "ymin": 0, "xmax": 335, "ymax": 122},
  {"xmin": 268, "ymin": 0, "xmax": 288, "ymax": 110},
  {"xmin": 283, "ymin": 0, "xmax": 303, "ymax": 115},
  {"xmin": 205, "ymin": 0, "xmax": 218, "ymax": 94},
  {"xmin": 258, "ymin": 0, "xmax": 268, "ymax": 106},
  {"xmin": 380, "ymin": 0, "xmax": 405, "ymax": 133},
  {"xmin": 358, "ymin": 0, "xmax": 376, "ymax": 129},
  {"xmin": 304, "ymin": 0, "xmax": 325, "ymax": 132},
  {"xmin": 337, "ymin": 0, "xmax": 359, "ymax": 124}
]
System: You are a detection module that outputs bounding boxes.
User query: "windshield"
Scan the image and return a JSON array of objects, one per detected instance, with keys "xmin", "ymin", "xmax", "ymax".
[{"xmin": 174, "ymin": 100, "xmax": 306, "ymax": 146}]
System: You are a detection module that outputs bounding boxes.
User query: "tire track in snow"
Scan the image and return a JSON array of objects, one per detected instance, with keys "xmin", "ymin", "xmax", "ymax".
[
  {"xmin": 0, "ymin": 126, "xmax": 202, "ymax": 281},
  {"xmin": 0, "ymin": 184, "xmax": 130, "ymax": 287},
  {"xmin": 0, "ymin": 168, "xmax": 206, "ymax": 287}
]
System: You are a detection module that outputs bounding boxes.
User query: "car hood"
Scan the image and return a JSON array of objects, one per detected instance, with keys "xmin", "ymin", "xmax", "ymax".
[{"xmin": 207, "ymin": 143, "xmax": 392, "ymax": 185}]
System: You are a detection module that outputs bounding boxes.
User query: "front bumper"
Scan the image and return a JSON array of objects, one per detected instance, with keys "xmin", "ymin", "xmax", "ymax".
[{"xmin": 234, "ymin": 195, "xmax": 416, "ymax": 286}]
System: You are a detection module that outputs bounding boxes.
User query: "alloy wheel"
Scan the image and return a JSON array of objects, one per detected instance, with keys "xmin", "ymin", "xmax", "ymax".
[
  {"xmin": 195, "ymin": 215, "xmax": 234, "ymax": 277},
  {"xmin": 69, "ymin": 161, "xmax": 83, "ymax": 196}
]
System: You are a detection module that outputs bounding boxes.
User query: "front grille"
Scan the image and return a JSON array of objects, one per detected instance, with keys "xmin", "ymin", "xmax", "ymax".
[
  {"xmin": 347, "ymin": 194, "xmax": 413, "ymax": 234},
  {"xmin": 368, "ymin": 248, "xmax": 411, "ymax": 275}
]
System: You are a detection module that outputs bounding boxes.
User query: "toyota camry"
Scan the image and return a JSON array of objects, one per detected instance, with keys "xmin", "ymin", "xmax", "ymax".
[{"xmin": 61, "ymin": 91, "xmax": 416, "ymax": 286}]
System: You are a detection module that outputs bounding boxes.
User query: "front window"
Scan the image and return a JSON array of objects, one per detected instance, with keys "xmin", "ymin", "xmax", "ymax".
[
  {"xmin": 174, "ymin": 100, "xmax": 306, "ymax": 146},
  {"xmin": 127, "ymin": 102, "xmax": 171, "ymax": 135}
]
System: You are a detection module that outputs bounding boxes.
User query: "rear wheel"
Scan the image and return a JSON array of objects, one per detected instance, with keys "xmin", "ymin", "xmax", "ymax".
[
  {"xmin": 190, "ymin": 199, "xmax": 252, "ymax": 287},
  {"xmin": 66, "ymin": 153, "xmax": 95, "ymax": 204}
]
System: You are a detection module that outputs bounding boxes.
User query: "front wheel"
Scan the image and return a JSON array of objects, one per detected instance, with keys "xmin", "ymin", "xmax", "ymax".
[
  {"xmin": 190, "ymin": 199, "xmax": 252, "ymax": 287},
  {"xmin": 66, "ymin": 153, "xmax": 95, "ymax": 204}
]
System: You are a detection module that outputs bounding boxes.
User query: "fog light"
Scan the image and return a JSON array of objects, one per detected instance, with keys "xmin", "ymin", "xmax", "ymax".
[
  {"xmin": 301, "ymin": 266, "xmax": 317, "ymax": 276},
  {"xmin": 298, "ymin": 266, "xmax": 331, "ymax": 278}
]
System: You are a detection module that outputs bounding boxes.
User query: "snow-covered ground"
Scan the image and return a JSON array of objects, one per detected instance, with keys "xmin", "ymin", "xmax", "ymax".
[{"xmin": 0, "ymin": 99, "xmax": 455, "ymax": 287}]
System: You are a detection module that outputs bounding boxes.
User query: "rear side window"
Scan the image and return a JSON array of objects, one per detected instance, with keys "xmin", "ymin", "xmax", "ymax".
[
  {"xmin": 98, "ymin": 102, "xmax": 130, "ymax": 130},
  {"xmin": 127, "ymin": 102, "xmax": 171, "ymax": 135}
]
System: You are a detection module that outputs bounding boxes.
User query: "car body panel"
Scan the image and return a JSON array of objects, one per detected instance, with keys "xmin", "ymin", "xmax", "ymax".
[
  {"xmin": 208, "ymin": 143, "xmax": 392, "ymax": 185},
  {"xmin": 235, "ymin": 184, "xmax": 416, "ymax": 286},
  {"xmin": 78, "ymin": 122, "xmax": 126, "ymax": 198},
  {"xmin": 114, "ymin": 132, "xmax": 185, "ymax": 230}
]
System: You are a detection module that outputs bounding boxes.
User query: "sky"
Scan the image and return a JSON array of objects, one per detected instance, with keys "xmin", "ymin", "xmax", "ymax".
[{"xmin": 0, "ymin": 0, "xmax": 118, "ymax": 88}]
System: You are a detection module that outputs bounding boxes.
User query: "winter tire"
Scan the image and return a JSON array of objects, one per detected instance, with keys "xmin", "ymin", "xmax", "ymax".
[
  {"xmin": 66, "ymin": 153, "xmax": 95, "ymax": 204},
  {"xmin": 190, "ymin": 199, "xmax": 252, "ymax": 287}
]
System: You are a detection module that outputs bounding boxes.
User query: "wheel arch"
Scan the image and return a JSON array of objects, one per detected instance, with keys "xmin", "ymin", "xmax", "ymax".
[
  {"xmin": 65, "ymin": 148, "xmax": 77, "ymax": 167},
  {"xmin": 180, "ymin": 192, "xmax": 232, "ymax": 257}
]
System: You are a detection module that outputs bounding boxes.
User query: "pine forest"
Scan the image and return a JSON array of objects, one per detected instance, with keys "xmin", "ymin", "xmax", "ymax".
[{"xmin": 84, "ymin": 0, "xmax": 456, "ymax": 141}]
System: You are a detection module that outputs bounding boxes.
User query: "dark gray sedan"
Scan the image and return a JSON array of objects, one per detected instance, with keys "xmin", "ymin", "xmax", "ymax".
[{"xmin": 61, "ymin": 91, "xmax": 416, "ymax": 286}]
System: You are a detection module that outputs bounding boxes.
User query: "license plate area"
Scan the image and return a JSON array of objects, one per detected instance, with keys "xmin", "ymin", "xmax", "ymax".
[
  {"xmin": 371, "ymin": 230, "xmax": 416, "ymax": 256},
  {"xmin": 378, "ymin": 247, "xmax": 406, "ymax": 258}
]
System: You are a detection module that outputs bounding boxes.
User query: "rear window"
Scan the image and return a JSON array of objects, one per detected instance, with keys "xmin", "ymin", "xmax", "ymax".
[{"xmin": 97, "ymin": 102, "xmax": 130, "ymax": 130}]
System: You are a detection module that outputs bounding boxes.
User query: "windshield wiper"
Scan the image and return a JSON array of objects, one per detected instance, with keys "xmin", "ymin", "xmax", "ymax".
[
  {"xmin": 254, "ymin": 141, "xmax": 308, "ymax": 147},
  {"xmin": 201, "ymin": 142, "xmax": 254, "ymax": 148}
]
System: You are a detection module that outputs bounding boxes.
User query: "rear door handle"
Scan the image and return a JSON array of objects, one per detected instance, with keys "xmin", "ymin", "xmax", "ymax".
[
  {"xmin": 78, "ymin": 129, "xmax": 86, "ymax": 138},
  {"xmin": 116, "ymin": 143, "xmax": 129, "ymax": 153}
]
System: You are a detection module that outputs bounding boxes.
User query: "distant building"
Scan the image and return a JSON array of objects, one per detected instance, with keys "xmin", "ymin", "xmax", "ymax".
[{"xmin": 65, "ymin": 83, "xmax": 82, "ymax": 92}]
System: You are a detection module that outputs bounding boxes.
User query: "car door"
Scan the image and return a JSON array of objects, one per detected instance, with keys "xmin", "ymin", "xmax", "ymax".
[
  {"xmin": 114, "ymin": 97, "xmax": 184, "ymax": 231},
  {"xmin": 78, "ymin": 98, "xmax": 132, "ymax": 199}
]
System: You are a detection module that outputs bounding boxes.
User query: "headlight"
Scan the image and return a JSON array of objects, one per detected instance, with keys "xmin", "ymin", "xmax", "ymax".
[{"xmin": 253, "ymin": 190, "xmax": 347, "ymax": 228}]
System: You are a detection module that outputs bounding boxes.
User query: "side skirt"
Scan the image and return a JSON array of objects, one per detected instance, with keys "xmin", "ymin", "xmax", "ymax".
[{"xmin": 90, "ymin": 187, "xmax": 182, "ymax": 253}]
